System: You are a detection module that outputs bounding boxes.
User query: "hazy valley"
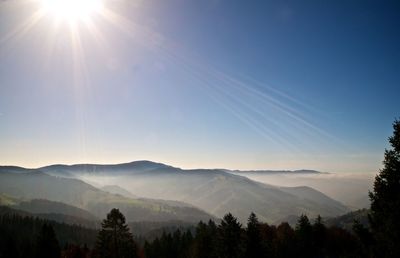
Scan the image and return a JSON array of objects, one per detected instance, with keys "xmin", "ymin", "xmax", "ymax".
[{"xmin": 0, "ymin": 160, "xmax": 372, "ymax": 228}]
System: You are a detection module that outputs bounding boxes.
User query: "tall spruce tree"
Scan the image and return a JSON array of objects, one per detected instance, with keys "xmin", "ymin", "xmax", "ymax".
[
  {"xmin": 312, "ymin": 215, "xmax": 326, "ymax": 257},
  {"xmin": 295, "ymin": 214, "xmax": 313, "ymax": 258},
  {"xmin": 217, "ymin": 213, "xmax": 244, "ymax": 258},
  {"xmin": 95, "ymin": 208, "xmax": 138, "ymax": 258},
  {"xmin": 245, "ymin": 212, "xmax": 263, "ymax": 258},
  {"xmin": 369, "ymin": 119, "xmax": 400, "ymax": 257},
  {"xmin": 193, "ymin": 220, "xmax": 217, "ymax": 258}
]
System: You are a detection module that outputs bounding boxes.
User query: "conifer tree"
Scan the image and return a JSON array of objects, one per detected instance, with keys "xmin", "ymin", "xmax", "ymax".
[
  {"xmin": 369, "ymin": 119, "xmax": 400, "ymax": 257},
  {"xmin": 95, "ymin": 208, "xmax": 138, "ymax": 258},
  {"xmin": 217, "ymin": 213, "xmax": 244, "ymax": 258},
  {"xmin": 193, "ymin": 220, "xmax": 217, "ymax": 258},
  {"xmin": 295, "ymin": 214, "xmax": 312, "ymax": 258},
  {"xmin": 245, "ymin": 212, "xmax": 263, "ymax": 258},
  {"xmin": 275, "ymin": 222, "xmax": 295, "ymax": 258},
  {"xmin": 312, "ymin": 215, "xmax": 326, "ymax": 257}
]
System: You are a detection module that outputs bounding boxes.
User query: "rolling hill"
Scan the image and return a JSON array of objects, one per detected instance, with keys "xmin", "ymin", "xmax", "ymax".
[
  {"xmin": 0, "ymin": 167, "xmax": 215, "ymax": 223},
  {"xmin": 230, "ymin": 170, "xmax": 374, "ymax": 209},
  {"xmin": 38, "ymin": 161, "xmax": 350, "ymax": 223}
]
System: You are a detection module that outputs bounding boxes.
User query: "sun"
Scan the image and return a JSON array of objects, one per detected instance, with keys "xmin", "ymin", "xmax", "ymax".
[{"xmin": 41, "ymin": 0, "xmax": 104, "ymax": 22}]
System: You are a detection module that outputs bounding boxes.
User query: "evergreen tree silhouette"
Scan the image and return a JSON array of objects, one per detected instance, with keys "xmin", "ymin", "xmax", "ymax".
[
  {"xmin": 95, "ymin": 208, "xmax": 138, "ymax": 258},
  {"xmin": 312, "ymin": 215, "xmax": 326, "ymax": 257},
  {"xmin": 245, "ymin": 212, "xmax": 263, "ymax": 258},
  {"xmin": 193, "ymin": 220, "xmax": 217, "ymax": 258},
  {"xmin": 275, "ymin": 222, "xmax": 295, "ymax": 258},
  {"xmin": 369, "ymin": 119, "xmax": 400, "ymax": 257},
  {"xmin": 295, "ymin": 214, "xmax": 312, "ymax": 258},
  {"xmin": 217, "ymin": 213, "xmax": 244, "ymax": 258}
]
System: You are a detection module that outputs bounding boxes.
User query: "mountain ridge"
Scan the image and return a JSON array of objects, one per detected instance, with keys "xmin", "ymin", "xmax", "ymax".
[
  {"xmin": 0, "ymin": 168, "xmax": 216, "ymax": 223},
  {"xmin": 10, "ymin": 160, "xmax": 351, "ymax": 223}
]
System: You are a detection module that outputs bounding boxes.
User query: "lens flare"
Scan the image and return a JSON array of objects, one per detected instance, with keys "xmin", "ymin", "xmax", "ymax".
[{"xmin": 41, "ymin": 0, "xmax": 104, "ymax": 21}]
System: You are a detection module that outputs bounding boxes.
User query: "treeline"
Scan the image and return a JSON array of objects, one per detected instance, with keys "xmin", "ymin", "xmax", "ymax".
[
  {"xmin": 0, "ymin": 213, "xmax": 97, "ymax": 258},
  {"xmin": 144, "ymin": 212, "xmax": 368, "ymax": 258},
  {"xmin": 0, "ymin": 210, "xmax": 370, "ymax": 258}
]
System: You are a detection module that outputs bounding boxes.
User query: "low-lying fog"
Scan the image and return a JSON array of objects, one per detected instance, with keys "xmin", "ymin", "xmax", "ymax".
[
  {"xmin": 229, "ymin": 172, "xmax": 375, "ymax": 209},
  {"xmin": 77, "ymin": 171, "xmax": 375, "ymax": 211}
]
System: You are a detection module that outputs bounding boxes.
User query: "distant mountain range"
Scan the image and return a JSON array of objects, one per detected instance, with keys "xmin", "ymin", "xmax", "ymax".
[
  {"xmin": 229, "ymin": 169, "xmax": 326, "ymax": 174},
  {"xmin": 2, "ymin": 160, "xmax": 351, "ymax": 223},
  {"xmin": 0, "ymin": 160, "xmax": 372, "ymax": 247},
  {"xmin": 0, "ymin": 167, "xmax": 215, "ymax": 223},
  {"xmin": 38, "ymin": 161, "xmax": 325, "ymax": 176},
  {"xmin": 229, "ymin": 169, "xmax": 374, "ymax": 209}
]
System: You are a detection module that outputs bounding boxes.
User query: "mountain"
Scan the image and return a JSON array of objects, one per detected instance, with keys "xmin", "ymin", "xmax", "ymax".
[
  {"xmin": 0, "ymin": 203, "xmax": 99, "ymax": 228},
  {"xmin": 229, "ymin": 170, "xmax": 374, "ymax": 209},
  {"xmin": 0, "ymin": 167, "xmax": 216, "ymax": 223},
  {"xmin": 326, "ymin": 209, "xmax": 370, "ymax": 232},
  {"xmin": 0, "ymin": 206, "xmax": 98, "ymax": 247},
  {"xmin": 40, "ymin": 160, "xmax": 173, "ymax": 177},
  {"xmin": 229, "ymin": 169, "xmax": 325, "ymax": 174},
  {"xmin": 0, "ymin": 195, "xmax": 99, "ymax": 227},
  {"xmin": 101, "ymin": 185, "xmax": 137, "ymax": 198},
  {"xmin": 278, "ymin": 186, "xmax": 348, "ymax": 214},
  {"xmin": 16, "ymin": 199, "xmax": 99, "ymax": 221},
  {"xmin": 37, "ymin": 161, "xmax": 350, "ymax": 223},
  {"xmin": 0, "ymin": 193, "xmax": 20, "ymax": 206},
  {"xmin": 0, "ymin": 205, "xmax": 31, "ymax": 217}
]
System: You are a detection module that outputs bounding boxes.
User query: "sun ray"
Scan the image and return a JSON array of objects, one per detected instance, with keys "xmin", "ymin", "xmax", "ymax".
[
  {"xmin": 92, "ymin": 8, "xmax": 336, "ymax": 151},
  {"xmin": 69, "ymin": 22, "xmax": 91, "ymax": 160},
  {"xmin": 81, "ymin": 16, "xmax": 115, "ymax": 67},
  {"xmin": 41, "ymin": 19, "xmax": 62, "ymax": 71},
  {"xmin": 0, "ymin": 9, "xmax": 46, "ymax": 57},
  {"xmin": 40, "ymin": 0, "xmax": 104, "ymax": 22},
  {"xmin": 0, "ymin": 0, "xmax": 344, "ymax": 155}
]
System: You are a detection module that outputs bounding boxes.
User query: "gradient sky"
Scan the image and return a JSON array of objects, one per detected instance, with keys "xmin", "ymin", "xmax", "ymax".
[{"xmin": 0, "ymin": 0, "xmax": 399, "ymax": 172}]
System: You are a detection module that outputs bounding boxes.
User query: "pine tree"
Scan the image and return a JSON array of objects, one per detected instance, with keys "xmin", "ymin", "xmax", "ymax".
[
  {"xmin": 95, "ymin": 208, "xmax": 138, "ymax": 258},
  {"xmin": 193, "ymin": 220, "xmax": 217, "ymax": 258},
  {"xmin": 217, "ymin": 213, "xmax": 244, "ymax": 258},
  {"xmin": 275, "ymin": 222, "xmax": 295, "ymax": 258},
  {"xmin": 369, "ymin": 119, "xmax": 400, "ymax": 257},
  {"xmin": 295, "ymin": 214, "xmax": 312, "ymax": 258},
  {"xmin": 245, "ymin": 212, "xmax": 263, "ymax": 258},
  {"xmin": 312, "ymin": 215, "xmax": 326, "ymax": 257}
]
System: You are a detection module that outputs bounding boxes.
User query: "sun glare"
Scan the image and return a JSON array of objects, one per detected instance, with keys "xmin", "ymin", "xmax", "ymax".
[{"xmin": 41, "ymin": 0, "xmax": 104, "ymax": 21}]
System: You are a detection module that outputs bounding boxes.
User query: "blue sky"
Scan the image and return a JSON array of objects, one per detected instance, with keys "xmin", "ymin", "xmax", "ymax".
[{"xmin": 0, "ymin": 0, "xmax": 399, "ymax": 172}]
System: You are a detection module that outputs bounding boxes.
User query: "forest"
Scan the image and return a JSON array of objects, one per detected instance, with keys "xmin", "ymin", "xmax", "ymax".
[{"xmin": 0, "ymin": 210, "xmax": 370, "ymax": 258}]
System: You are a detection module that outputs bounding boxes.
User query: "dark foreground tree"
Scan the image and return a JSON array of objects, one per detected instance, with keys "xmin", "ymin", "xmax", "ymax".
[
  {"xmin": 95, "ymin": 208, "xmax": 138, "ymax": 258},
  {"xmin": 369, "ymin": 119, "xmax": 400, "ymax": 257},
  {"xmin": 312, "ymin": 215, "xmax": 327, "ymax": 257},
  {"xmin": 245, "ymin": 212, "xmax": 263, "ymax": 258},
  {"xmin": 35, "ymin": 224, "xmax": 60, "ymax": 258},
  {"xmin": 295, "ymin": 214, "xmax": 312, "ymax": 258},
  {"xmin": 217, "ymin": 213, "xmax": 244, "ymax": 258},
  {"xmin": 192, "ymin": 220, "xmax": 217, "ymax": 258}
]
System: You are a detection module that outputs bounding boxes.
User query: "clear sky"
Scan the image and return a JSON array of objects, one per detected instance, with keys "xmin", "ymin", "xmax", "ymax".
[{"xmin": 0, "ymin": 0, "xmax": 399, "ymax": 173}]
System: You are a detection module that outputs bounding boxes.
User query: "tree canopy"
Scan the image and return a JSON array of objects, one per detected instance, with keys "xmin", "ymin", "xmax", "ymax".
[
  {"xmin": 95, "ymin": 208, "xmax": 139, "ymax": 258},
  {"xmin": 369, "ymin": 119, "xmax": 400, "ymax": 257}
]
